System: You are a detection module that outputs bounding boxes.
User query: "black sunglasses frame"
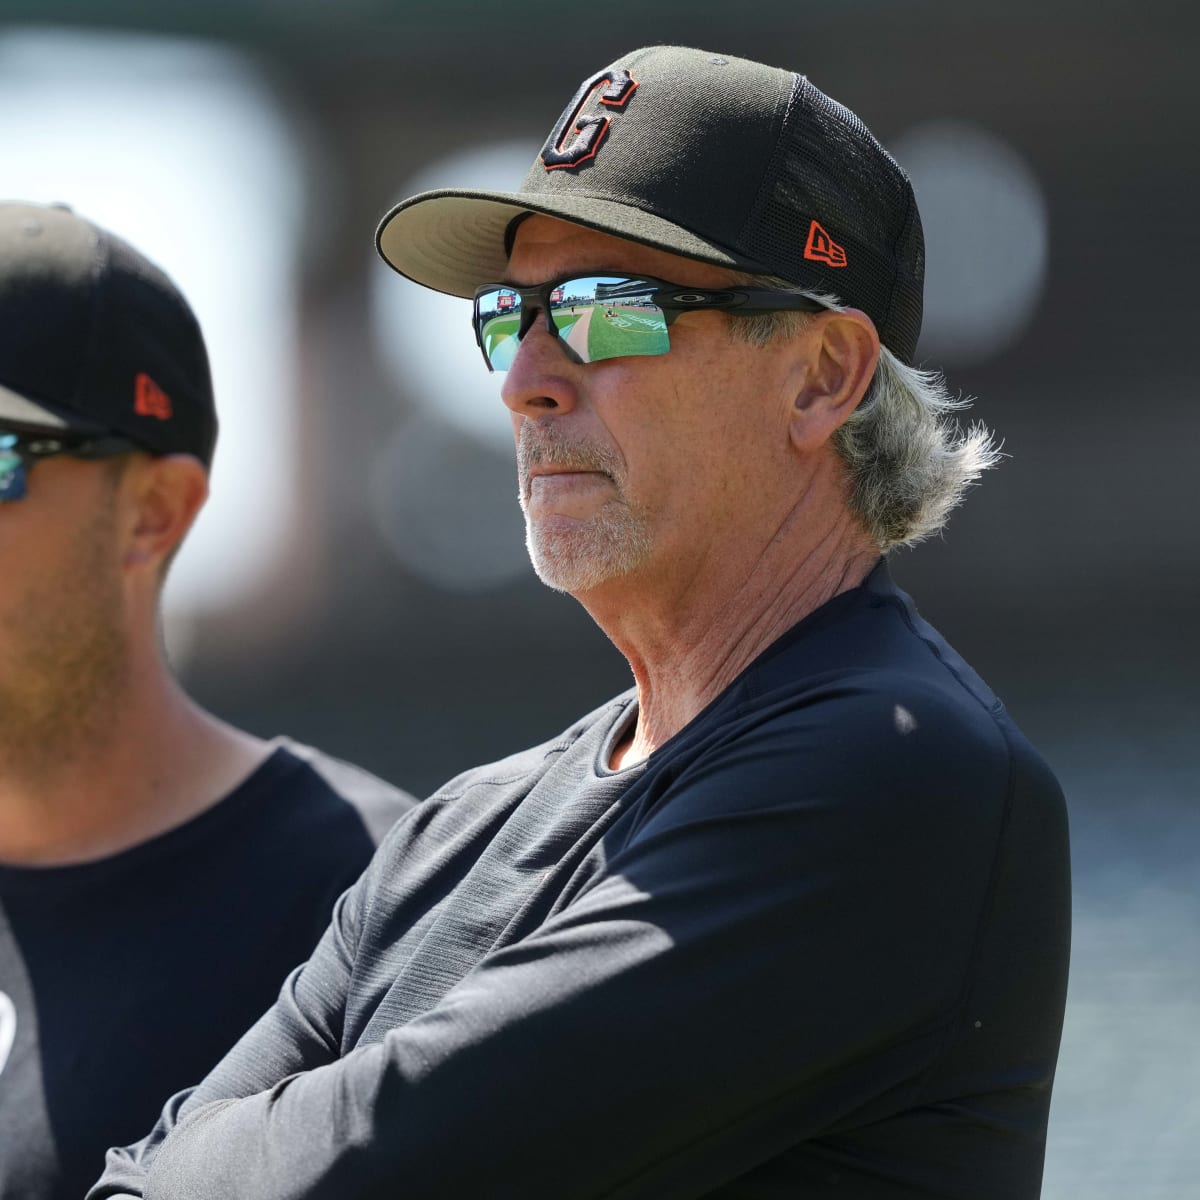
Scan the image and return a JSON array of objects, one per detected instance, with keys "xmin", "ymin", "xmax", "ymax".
[
  {"xmin": 0, "ymin": 429, "xmax": 141, "ymax": 502},
  {"xmin": 472, "ymin": 273, "xmax": 828, "ymax": 372}
]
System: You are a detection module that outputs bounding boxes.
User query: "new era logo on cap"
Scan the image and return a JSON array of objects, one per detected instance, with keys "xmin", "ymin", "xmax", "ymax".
[
  {"xmin": 134, "ymin": 372, "xmax": 173, "ymax": 421},
  {"xmin": 803, "ymin": 220, "xmax": 847, "ymax": 268}
]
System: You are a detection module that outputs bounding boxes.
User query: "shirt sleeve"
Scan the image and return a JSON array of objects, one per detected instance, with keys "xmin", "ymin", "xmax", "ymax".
[
  {"xmin": 121, "ymin": 697, "xmax": 1020, "ymax": 1200},
  {"xmin": 86, "ymin": 868, "xmax": 367, "ymax": 1199}
]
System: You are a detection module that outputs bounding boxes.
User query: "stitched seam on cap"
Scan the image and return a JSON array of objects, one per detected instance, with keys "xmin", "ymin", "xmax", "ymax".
[
  {"xmin": 737, "ymin": 73, "xmax": 804, "ymax": 257},
  {"xmin": 882, "ymin": 172, "xmax": 916, "ymax": 354},
  {"xmin": 74, "ymin": 227, "xmax": 109, "ymax": 411}
]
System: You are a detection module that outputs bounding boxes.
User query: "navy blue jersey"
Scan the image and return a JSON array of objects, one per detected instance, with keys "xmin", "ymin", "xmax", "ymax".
[
  {"xmin": 92, "ymin": 564, "xmax": 1069, "ymax": 1200},
  {"xmin": 0, "ymin": 742, "xmax": 414, "ymax": 1200}
]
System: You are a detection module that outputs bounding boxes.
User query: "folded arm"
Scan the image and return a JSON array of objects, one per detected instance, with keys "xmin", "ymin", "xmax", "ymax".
[{"xmin": 110, "ymin": 718, "xmax": 1003, "ymax": 1200}]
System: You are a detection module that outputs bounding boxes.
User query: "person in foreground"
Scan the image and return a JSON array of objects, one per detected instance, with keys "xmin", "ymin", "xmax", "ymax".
[
  {"xmin": 91, "ymin": 45, "xmax": 1070, "ymax": 1200},
  {"xmin": 0, "ymin": 202, "xmax": 415, "ymax": 1200}
]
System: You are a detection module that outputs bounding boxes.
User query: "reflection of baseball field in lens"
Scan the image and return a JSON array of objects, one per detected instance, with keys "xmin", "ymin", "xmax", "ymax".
[
  {"xmin": 557, "ymin": 308, "xmax": 591, "ymax": 358},
  {"xmin": 481, "ymin": 302, "xmax": 669, "ymax": 366},
  {"xmin": 481, "ymin": 313, "xmax": 520, "ymax": 369},
  {"xmin": 587, "ymin": 305, "xmax": 670, "ymax": 362}
]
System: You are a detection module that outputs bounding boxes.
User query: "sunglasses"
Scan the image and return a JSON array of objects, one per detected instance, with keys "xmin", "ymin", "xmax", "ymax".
[
  {"xmin": 472, "ymin": 273, "xmax": 828, "ymax": 372},
  {"xmin": 0, "ymin": 430, "xmax": 139, "ymax": 502}
]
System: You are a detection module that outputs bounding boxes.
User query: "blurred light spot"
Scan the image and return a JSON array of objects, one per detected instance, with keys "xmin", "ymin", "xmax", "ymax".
[
  {"xmin": 371, "ymin": 140, "xmax": 535, "ymax": 451},
  {"xmin": 368, "ymin": 413, "xmax": 528, "ymax": 591},
  {"xmin": 890, "ymin": 120, "xmax": 1049, "ymax": 367},
  {"xmin": 0, "ymin": 29, "xmax": 304, "ymax": 619},
  {"xmin": 893, "ymin": 704, "xmax": 918, "ymax": 735}
]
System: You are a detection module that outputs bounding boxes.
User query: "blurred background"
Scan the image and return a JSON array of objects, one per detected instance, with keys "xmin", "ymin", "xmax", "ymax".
[{"xmin": 0, "ymin": 0, "xmax": 1194, "ymax": 1192}]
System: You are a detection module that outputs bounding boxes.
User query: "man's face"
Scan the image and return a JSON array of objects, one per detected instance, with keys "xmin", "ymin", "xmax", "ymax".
[
  {"xmin": 0, "ymin": 450, "xmax": 128, "ymax": 752},
  {"xmin": 501, "ymin": 216, "xmax": 811, "ymax": 598}
]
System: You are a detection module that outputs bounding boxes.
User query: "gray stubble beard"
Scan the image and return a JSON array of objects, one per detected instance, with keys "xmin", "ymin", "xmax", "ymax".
[
  {"xmin": 516, "ymin": 422, "xmax": 653, "ymax": 595},
  {"xmin": 525, "ymin": 502, "xmax": 653, "ymax": 594}
]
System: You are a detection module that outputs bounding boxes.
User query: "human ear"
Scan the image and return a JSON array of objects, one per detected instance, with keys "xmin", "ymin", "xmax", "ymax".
[
  {"xmin": 788, "ymin": 309, "xmax": 880, "ymax": 452},
  {"xmin": 121, "ymin": 454, "xmax": 209, "ymax": 571}
]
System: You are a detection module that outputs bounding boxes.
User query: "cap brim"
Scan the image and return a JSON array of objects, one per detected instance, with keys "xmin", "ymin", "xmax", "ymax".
[
  {"xmin": 376, "ymin": 188, "xmax": 758, "ymax": 298},
  {"xmin": 0, "ymin": 382, "xmax": 104, "ymax": 434}
]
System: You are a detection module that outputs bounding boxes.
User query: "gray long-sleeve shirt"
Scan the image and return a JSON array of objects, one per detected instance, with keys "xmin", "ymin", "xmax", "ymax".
[{"xmin": 89, "ymin": 562, "xmax": 1070, "ymax": 1200}]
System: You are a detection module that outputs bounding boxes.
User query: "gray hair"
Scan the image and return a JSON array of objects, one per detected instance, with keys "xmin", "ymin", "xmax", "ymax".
[{"xmin": 728, "ymin": 275, "xmax": 1002, "ymax": 552}]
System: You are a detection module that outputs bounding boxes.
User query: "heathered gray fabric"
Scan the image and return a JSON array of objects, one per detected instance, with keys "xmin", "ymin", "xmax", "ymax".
[{"xmin": 90, "ymin": 564, "xmax": 1069, "ymax": 1200}]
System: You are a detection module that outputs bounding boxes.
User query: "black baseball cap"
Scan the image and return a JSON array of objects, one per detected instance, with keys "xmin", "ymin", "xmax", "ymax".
[
  {"xmin": 0, "ymin": 202, "xmax": 217, "ymax": 465},
  {"xmin": 377, "ymin": 45, "xmax": 925, "ymax": 364}
]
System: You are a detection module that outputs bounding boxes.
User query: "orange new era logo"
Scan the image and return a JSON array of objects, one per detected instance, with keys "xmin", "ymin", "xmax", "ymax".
[
  {"xmin": 134, "ymin": 372, "xmax": 173, "ymax": 421},
  {"xmin": 803, "ymin": 220, "xmax": 848, "ymax": 268}
]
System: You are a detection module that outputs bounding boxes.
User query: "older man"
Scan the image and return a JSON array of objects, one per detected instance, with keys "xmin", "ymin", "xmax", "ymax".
[
  {"xmin": 0, "ymin": 203, "xmax": 415, "ymax": 1200},
  {"xmin": 92, "ymin": 46, "xmax": 1069, "ymax": 1200}
]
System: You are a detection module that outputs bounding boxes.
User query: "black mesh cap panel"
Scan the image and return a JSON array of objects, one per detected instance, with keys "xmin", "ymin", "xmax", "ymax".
[{"xmin": 739, "ymin": 77, "xmax": 924, "ymax": 363}]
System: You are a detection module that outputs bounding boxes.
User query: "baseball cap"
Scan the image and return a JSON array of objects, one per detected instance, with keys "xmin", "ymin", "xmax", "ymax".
[
  {"xmin": 0, "ymin": 202, "xmax": 217, "ymax": 465},
  {"xmin": 376, "ymin": 45, "xmax": 925, "ymax": 364}
]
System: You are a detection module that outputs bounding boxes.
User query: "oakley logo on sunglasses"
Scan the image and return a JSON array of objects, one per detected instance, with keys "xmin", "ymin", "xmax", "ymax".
[
  {"xmin": 541, "ymin": 69, "xmax": 638, "ymax": 170},
  {"xmin": 669, "ymin": 292, "xmax": 736, "ymax": 305}
]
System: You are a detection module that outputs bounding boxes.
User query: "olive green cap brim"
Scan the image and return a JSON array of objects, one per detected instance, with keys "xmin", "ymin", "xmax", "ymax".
[{"xmin": 375, "ymin": 188, "xmax": 752, "ymax": 300}]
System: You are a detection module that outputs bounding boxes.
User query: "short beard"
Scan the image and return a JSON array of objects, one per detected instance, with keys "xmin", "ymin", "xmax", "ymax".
[
  {"xmin": 517, "ymin": 423, "xmax": 652, "ymax": 594},
  {"xmin": 0, "ymin": 482, "xmax": 129, "ymax": 778}
]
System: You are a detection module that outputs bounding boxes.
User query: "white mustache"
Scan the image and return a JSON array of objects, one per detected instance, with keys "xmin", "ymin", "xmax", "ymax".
[{"xmin": 516, "ymin": 425, "xmax": 622, "ymax": 493}]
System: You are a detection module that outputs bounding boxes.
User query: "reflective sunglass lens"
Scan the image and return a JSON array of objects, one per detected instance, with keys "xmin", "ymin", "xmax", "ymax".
[
  {"xmin": 0, "ymin": 436, "xmax": 28, "ymax": 501},
  {"xmin": 585, "ymin": 278, "xmax": 670, "ymax": 364},
  {"xmin": 476, "ymin": 277, "xmax": 672, "ymax": 370},
  {"xmin": 477, "ymin": 289, "xmax": 523, "ymax": 371}
]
